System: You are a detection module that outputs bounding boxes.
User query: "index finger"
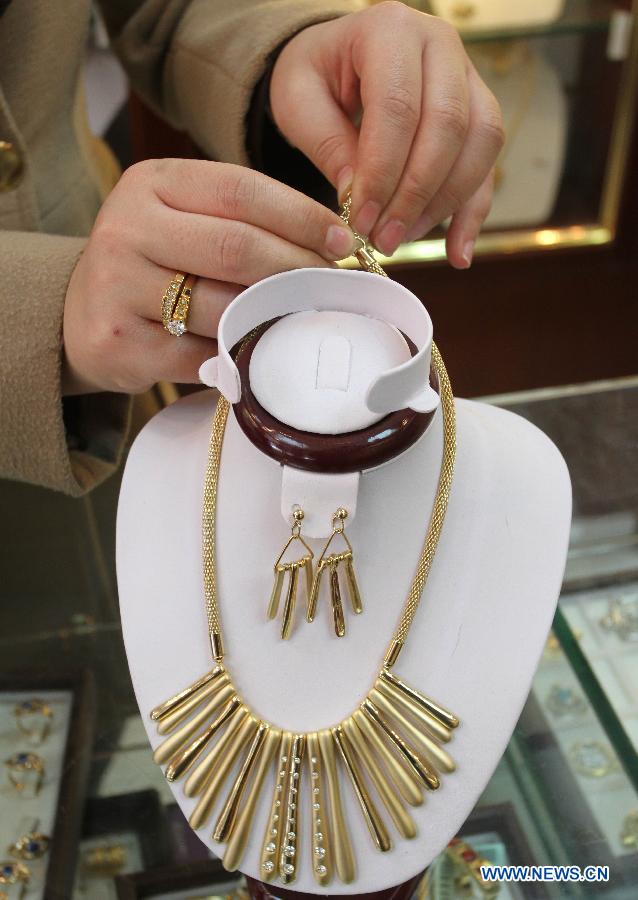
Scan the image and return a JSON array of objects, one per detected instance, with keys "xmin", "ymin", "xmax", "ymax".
[
  {"xmin": 349, "ymin": 24, "xmax": 423, "ymax": 237},
  {"xmin": 151, "ymin": 159, "xmax": 355, "ymax": 261},
  {"xmin": 370, "ymin": 21, "xmax": 471, "ymax": 254}
]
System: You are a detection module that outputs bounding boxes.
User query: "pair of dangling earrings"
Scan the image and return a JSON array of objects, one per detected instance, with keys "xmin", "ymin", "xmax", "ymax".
[{"xmin": 267, "ymin": 507, "xmax": 363, "ymax": 640}]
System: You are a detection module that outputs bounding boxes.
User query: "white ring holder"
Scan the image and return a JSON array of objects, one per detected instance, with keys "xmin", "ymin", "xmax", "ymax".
[
  {"xmin": 199, "ymin": 269, "xmax": 440, "ymax": 417},
  {"xmin": 117, "ymin": 267, "xmax": 572, "ymax": 893}
]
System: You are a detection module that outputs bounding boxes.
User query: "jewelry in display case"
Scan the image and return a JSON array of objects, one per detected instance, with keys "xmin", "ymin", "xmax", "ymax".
[
  {"xmin": 599, "ymin": 595, "xmax": 638, "ymax": 643},
  {"xmin": 446, "ymin": 837, "xmax": 500, "ymax": 896},
  {"xmin": 7, "ymin": 832, "xmax": 49, "ymax": 861},
  {"xmin": 13, "ymin": 700, "xmax": 53, "ymax": 745},
  {"xmin": 0, "ymin": 861, "xmax": 29, "ymax": 897},
  {"xmin": 620, "ymin": 811, "xmax": 638, "ymax": 851},
  {"xmin": 568, "ymin": 740, "xmax": 619, "ymax": 779},
  {"xmin": 545, "ymin": 684, "xmax": 587, "ymax": 720},
  {"xmin": 81, "ymin": 844, "xmax": 128, "ymax": 879},
  {"xmin": 0, "ymin": 674, "xmax": 95, "ymax": 900},
  {"xmin": 4, "ymin": 752, "xmax": 44, "ymax": 796}
]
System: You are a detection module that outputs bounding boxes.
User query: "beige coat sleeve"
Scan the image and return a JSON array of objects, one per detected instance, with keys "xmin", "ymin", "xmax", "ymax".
[
  {"xmin": 102, "ymin": 0, "xmax": 358, "ymax": 164},
  {"xmin": 0, "ymin": 232, "xmax": 130, "ymax": 496}
]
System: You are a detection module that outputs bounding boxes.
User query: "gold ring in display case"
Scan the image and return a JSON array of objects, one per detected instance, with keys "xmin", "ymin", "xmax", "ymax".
[
  {"xmin": 569, "ymin": 741, "xmax": 619, "ymax": 779},
  {"xmin": 14, "ymin": 698, "xmax": 53, "ymax": 744},
  {"xmin": 8, "ymin": 832, "xmax": 50, "ymax": 861},
  {"xmin": 4, "ymin": 752, "xmax": 44, "ymax": 795}
]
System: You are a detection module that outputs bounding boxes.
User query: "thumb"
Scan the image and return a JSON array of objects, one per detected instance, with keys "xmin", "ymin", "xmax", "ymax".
[{"xmin": 271, "ymin": 65, "xmax": 359, "ymax": 199}]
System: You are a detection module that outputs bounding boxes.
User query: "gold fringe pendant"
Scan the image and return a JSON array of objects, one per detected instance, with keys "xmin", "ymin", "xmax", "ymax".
[
  {"xmin": 307, "ymin": 508, "xmax": 363, "ymax": 637},
  {"xmin": 149, "ymin": 666, "xmax": 459, "ymax": 886},
  {"xmin": 268, "ymin": 509, "xmax": 314, "ymax": 640}
]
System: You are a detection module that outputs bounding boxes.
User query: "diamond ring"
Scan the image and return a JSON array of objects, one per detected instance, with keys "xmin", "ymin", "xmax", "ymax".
[{"xmin": 161, "ymin": 271, "xmax": 196, "ymax": 336}]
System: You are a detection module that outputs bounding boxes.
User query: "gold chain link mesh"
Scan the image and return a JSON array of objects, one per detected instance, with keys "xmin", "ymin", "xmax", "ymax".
[
  {"xmin": 202, "ymin": 203, "xmax": 456, "ymax": 665},
  {"xmin": 202, "ymin": 392, "xmax": 229, "ymax": 657}
]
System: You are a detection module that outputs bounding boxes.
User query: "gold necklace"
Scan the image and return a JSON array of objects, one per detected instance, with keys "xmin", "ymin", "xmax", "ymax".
[{"xmin": 148, "ymin": 222, "xmax": 460, "ymax": 888}]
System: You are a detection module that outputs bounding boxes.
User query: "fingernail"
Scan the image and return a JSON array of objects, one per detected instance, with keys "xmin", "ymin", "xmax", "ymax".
[
  {"xmin": 376, "ymin": 219, "xmax": 406, "ymax": 257},
  {"xmin": 461, "ymin": 239, "xmax": 475, "ymax": 268},
  {"xmin": 337, "ymin": 166, "xmax": 353, "ymax": 203},
  {"xmin": 354, "ymin": 200, "xmax": 381, "ymax": 238},
  {"xmin": 325, "ymin": 224, "xmax": 356, "ymax": 260}
]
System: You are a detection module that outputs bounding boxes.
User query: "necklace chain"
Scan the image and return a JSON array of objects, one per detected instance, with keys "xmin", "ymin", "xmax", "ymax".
[{"xmin": 202, "ymin": 205, "xmax": 456, "ymax": 668}]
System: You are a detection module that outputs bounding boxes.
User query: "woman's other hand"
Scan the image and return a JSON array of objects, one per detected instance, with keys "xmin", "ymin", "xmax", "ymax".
[
  {"xmin": 270, "ymin": 1, "xmax": 504, "ymax": 268},
  {"xmin": 62, "ymin": 159, "xmax": 355, "ymax": 395}
]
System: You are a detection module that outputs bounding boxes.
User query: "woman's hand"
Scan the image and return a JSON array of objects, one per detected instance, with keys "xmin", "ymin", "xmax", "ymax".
[
  {"xmin": 270, "ymin": 1, "xmax": 504, "ymax": 268},
  {"xmin": 62, "ymin": 159, "xmax": 355, "ymax": 395}
]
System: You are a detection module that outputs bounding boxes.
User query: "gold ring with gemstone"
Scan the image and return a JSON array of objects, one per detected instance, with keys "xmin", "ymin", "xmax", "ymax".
[
  {"xmin": 4, "ymin": 753, "xmax": 44, "ymax": 795},
  {"xmin": 165, "ymin": 272, "xmax": 195, "ymax": 336},
  {"xmin": 8, "ymin": 832, "xmax": 50, "ymax": 861},
  {"xmin": 0, "ymin": 860, "xmax": 30, "ymax": 885},
  {"xmin": 14, "ymin": 699, "xmax": 53, "ymax": 744}
]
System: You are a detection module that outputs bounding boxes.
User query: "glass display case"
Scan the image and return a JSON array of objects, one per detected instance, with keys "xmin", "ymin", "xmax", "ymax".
[
  {"xmin": 1, "ymin": 376, "xmax": 637, "ymax": 898},
  {"xmin": 370, "ymin": 1, "xmax": 638, "ymax": 266}
]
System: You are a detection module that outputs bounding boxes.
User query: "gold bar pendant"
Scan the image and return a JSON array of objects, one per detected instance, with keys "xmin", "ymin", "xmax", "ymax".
[
  {"xmin": 185, "ymin": 707, "xmax": 248, "ymax": 797},
  {"xmin": 281, "ymin": 567, "xmax": 299, "ymax": 640},
  {"xmin": 333, "ymin": 727, "xmax": 391, "ymax": 852},
  {"xmin": 370, "ymin": 687, "xmax": 455, "ymax": 774},
  {"xmin": 165, "ymin": 697, "xmax": 241, "ymax": 783},
  {"xmin": 157, "ymin": 675, "xmax": 230, "ymax": 736},
  {"xmin": 268, "ymin": 569, "xmax": 285, "ymax": 620},
  {"xmin": 279, "ymin": 734, "xmax": 305, "ymax": 885},
  {"xmin": 342, "ymin": 717, "xmax": 416, "ymax": 840},
  {"xmin": 260, "ymin": 732, "xmax": 294, "ymax": 881},
  {"xmin": 351, "ymin": 710, "xmax": 423, "ymax": 807},
  {"xmin": 151, "ymin": 669, "xmax": 229, "ymax": 734},
  {"xmin": 150, "ymin": 666, "xmax": 225, "ymax": 722},
  {"xmin": 153, "ymin": 683, "xmax": 235, "ymax": 765},
  {"xmin": 223, "ymin": 729, "xmax": 282, "ymax": 872},
  {"xmin": 375, "ymin": 678, "xmax": 451, "ymax": 744},
  {"xmin": 380, "ymin": 670, "xmax": 460, "ymax": 730},
  {"xmin": 318, "ymin": 729, "xmax": 356, "ymax": 884},
  {"xmin": 188, "ymin": 715, "xmax": 257, "ymax": 830},
  {"xmin": 303, "ymin": 558, "xmax": 313, "ymax": 607},
  {"xmin": 307, "ymin": 564, "xmax": 324, "ymax": 623},
  {"xmin": 362, "ymin": 701, "xmax": 440, "ymax": 791},
  {"xmin": 330, "ymin": 566, "xmax": 346, "ymax": 637},
  {"xmin": 307, "ymin": 733, "xmax": 332, "ymax": 888},
  {"xmin": 213, "ymin": 723, "xmax": 269, "ymax": 842},
  {"xmin": 345, "ymin": 558, "xmax": 363, "ymax": 615}
]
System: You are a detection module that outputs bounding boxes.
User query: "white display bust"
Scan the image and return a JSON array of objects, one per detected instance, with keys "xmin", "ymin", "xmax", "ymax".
[{"xmin": 117, "ymin": 269, "xmax": 571, "ymax": 894}]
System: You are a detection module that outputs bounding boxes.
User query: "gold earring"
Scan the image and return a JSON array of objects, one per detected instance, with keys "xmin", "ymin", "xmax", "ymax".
[
  {"xmin": 268, "ymin": 507, "xmax": 314, "ymax": 640},
  {"xmin": 307, "ymin": 508, "xmax": 363, "ymax": 637}
]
